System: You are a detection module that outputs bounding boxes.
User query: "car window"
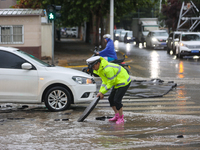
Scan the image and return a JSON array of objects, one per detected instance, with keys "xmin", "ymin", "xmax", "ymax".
[
  {"xmin": 0, "ymin": 51, "xmax": 27, "ymax": 69},
  {"xmin": 17, "ymin": 50, "xmax": 51, "ymax": 67}
]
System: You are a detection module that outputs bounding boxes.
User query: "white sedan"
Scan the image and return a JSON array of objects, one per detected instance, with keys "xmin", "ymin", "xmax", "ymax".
[{"xmin": 0, "ymin": 46, "xmax": 97, "ymax": 111}]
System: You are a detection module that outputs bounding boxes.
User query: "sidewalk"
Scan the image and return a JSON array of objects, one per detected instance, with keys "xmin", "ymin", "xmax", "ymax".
[{"xmin": 54, "ymin": 38, "xmax": 95, "ymax": 67}]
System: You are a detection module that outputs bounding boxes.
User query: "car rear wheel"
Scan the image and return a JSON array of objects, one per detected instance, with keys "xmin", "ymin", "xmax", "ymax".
[
  {"xmin": 167, "ymin": 47, "xmax": 170, "ymax": 54},
  {"xmin": 44, "ymin": 86, "xmax": 72, "ymax": 112}
]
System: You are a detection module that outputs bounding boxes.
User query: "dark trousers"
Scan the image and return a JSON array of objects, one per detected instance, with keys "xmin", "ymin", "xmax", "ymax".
[{"xmin": 108, "ymin": 82, "xmax": 131, "ymax": 110}]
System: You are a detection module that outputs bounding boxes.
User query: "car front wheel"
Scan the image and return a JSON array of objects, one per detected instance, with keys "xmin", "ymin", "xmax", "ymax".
[{"xmin": 44, "ymin": 86, "xmax": 72, "ymax": 112}]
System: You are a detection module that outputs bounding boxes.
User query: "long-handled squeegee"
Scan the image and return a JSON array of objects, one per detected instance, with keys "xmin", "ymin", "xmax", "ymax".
[{"xmin": 77, "ymin": 96, "xmax": 100, "ymax": 122}]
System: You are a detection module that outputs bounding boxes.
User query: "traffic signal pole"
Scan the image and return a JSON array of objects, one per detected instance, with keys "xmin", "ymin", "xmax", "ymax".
[
  {"xmin": 47, "ymin": 4, "xmax": 61, "ymax": 65},
  {"xmin": 52, "ymin": 20, "xmax": 54, "ymax": 65}
]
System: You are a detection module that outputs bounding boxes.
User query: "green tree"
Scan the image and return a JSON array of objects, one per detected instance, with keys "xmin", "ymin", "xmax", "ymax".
[{"xmin": 12, "ymin": 0, "xmax": 159, "ymax": 45}]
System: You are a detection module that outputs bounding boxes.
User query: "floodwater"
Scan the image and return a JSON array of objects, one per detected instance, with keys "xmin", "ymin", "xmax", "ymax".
[{"xmin": 1, "ymin": 101, "xmax": 200, "ymax": 150}]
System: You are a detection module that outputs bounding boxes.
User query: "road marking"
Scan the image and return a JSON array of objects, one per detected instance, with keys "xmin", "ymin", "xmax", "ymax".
[
  {"xmin": 95, "ymin": 101, "xmax": 195, "ymax": 107},
  {"xmin": 100, "ymin": 97, "xmax": 189, "ymax": 102},
  {"xmin": 131, "ymin": 65, "xmax": 146, "ymax": 70},
  {"xmin": 142, "ymin": 111, "xmax": 200, "ymax": 115},
  {"xmin": 123, "ymin": 106, "xmax": 200, "ymax": 111}
]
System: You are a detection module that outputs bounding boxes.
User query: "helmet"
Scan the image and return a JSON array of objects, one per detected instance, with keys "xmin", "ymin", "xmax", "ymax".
[{"xmin": 103, "ymin": 34, "xmax": 111, "ymax": 39}]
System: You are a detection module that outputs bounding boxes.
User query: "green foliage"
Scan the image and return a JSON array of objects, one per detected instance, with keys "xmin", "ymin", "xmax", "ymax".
[{"xmin": 13, "ymin": 0, "xmax": 159, "ymax": 27}]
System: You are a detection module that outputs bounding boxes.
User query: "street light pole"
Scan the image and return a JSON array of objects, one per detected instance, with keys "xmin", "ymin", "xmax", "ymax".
[{"xmin": 110, "ymin": 0, "xmax": 114, "ymax": 40}]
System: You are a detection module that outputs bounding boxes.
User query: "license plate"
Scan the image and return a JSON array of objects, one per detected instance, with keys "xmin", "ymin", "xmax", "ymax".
[
  {"xmin": 191, "ymin": 50, "xmax": 199, "ymax": 53},
  {"xmin": 161, "ymin": 43, "xmax": 166, "ymax": 45}
]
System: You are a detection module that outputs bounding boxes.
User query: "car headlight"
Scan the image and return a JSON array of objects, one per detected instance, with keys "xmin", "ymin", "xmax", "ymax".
[
  {"xmin": 179, "ymin": 42, "xmax": 187, "ymax": 47},
  {"xmin": 116, "ymin": 34, "xmax": 119, "ymax": 36},
  {"xmin": 152, "ymin": 37, "xmax": 158, "ymax": 42},
  {"xmin": 72, "ymin": 76, "xmax": 94, "ymax": 84}
]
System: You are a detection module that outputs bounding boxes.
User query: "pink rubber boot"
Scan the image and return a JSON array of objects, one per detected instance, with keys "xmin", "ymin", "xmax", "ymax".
[
  {"xmin": 116, "ymin": 115, "xmax": 124, "ymax": 124},
  {"xmin": 109, "ymin": 113, "xmax": 119, "ymax": 121}
]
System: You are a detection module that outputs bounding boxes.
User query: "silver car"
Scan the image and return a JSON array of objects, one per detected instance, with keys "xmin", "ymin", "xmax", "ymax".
[
  {"xmin": 146, "ymin": 30, "xmax": 169, "ymax": 49},
  {"xmin": 166, "ymin": 31, "xmax": 181, "ymax": 54}
]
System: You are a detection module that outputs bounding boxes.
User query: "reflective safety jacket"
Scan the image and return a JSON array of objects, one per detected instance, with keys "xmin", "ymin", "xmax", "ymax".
[{"xmin": 93, "ymin": 57, "xmax": 131, "ymax": 94}]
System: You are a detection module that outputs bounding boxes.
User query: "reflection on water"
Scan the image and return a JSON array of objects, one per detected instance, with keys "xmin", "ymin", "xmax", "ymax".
[
  {"xmin": 177, "ymin": 85, "xmax": 187, "ymax": 99},
  {"xmin": 114, "ymin": 40, "xmax": 119, "ymax": 51},
  {"xmin": 178, "ymin": 61, "xmax": 184, "ymax": 78},
  {"xmin": 125, "ymin": 43, "xmax": 131, "ymax": 55},
  {"xmin": 150, "ymin": 51, "xmax": 160, "ymax": 78}
]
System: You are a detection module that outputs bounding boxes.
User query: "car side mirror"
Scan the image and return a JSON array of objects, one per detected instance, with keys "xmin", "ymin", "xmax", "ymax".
[{"xmin": 21, "ymin": 63, "xmax": 32, "ymax": 70}]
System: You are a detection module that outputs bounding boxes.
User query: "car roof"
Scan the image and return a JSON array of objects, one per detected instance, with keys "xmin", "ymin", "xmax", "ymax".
[
  {"xmin": 0, "ymin": 46, "xmax": 19, "ymax": 52},
  {"xmin": 151, "ymin": 30, "xmax": 167, "ymax": 32},
  {"xmin": 181, "ymin": 32, "xmax": 200, "ymax": 34},
  {"xmin": 173, "ymin": 31, "xmax": 181, "ymax": 33}
]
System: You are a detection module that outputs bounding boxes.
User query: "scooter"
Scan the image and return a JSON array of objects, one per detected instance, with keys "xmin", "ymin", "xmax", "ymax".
[{"xmin": 82, "ymin": 46, "xmax": 131, "ymax": 77}]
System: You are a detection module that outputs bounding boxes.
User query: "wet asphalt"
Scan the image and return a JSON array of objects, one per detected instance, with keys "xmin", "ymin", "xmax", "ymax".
[{"xmin": 0, "ymin": 38, "xmax": 200, "ymax": 150}]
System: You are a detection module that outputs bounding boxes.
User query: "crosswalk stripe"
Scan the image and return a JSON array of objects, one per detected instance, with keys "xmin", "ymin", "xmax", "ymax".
[
  {"xmin": 142, "ymin": 111, "xmax": 200, "ymax": 115},
  {"xmin": 123, "ymin": 106, "xmax": 200, "ymax": 111},
  {"xmin": 99, "ymin": 97, "xmax": 189, "ymax": 102},
  {"xmin": 94, "ymin": 101, "xmax": 195, "ymax": 107}
]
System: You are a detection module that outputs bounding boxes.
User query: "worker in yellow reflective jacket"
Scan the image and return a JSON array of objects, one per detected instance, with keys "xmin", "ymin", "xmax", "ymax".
[{"xmin": 86, "ymin": 56, "xmax": 131, "ymax": 124}]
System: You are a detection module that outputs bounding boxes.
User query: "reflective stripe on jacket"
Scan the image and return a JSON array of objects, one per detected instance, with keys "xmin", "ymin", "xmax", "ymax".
[{"xmin": 93, "ymin": 57, "xmax": 131, "ymax": 94}]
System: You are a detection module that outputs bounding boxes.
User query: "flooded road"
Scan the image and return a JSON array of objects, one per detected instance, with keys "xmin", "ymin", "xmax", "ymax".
[
  {"xmin": 1, "ymin": 99, "xmax": 200, "ymax": 149},
  {"xmin": 1, "ymin": 41, "xmax": 200, "ymax": 149}
]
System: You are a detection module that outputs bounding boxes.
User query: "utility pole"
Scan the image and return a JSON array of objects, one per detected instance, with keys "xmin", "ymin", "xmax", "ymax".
[{"xmin": 110, "ymin": 0, "xmax": 114, "ymax": 40}]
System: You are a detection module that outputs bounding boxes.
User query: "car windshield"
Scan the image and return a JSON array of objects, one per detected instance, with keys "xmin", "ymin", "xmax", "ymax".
[
  {"xmin": 127, "ymin": 32, "xmax": 132, "ymax": 36},
  {"xmin": 116, "ymin": 30, "xmax": 123, "ymax": 34},
  {"xmin": 17, "ymin": 50, "xmax": 52, "ymax": 67},
  {"xmin": 121, "ymin": 31, "xmax": 127, "ymax": 36},
  {"xmin": 153, "ymin": 32, "xmax": 168, "ymax": 36},
  {"xmin": 175, "ymin": 34, "xmax": 180, "ymax": 38},
  {"xmin": 182, "ymin": 34, "xmax": 200, "ymax": 41}
]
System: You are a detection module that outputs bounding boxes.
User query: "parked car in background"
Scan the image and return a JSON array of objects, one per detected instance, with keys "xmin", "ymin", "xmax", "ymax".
[
  {"xmin": 124, "ymin": 31, "xmax": 135, "ymax": 43},
  {"xmin": 175, "ymin": 32, "xmax": 200, "ymax": 58},
  {"xmin": 119, "ymin": 30, "xmax": 129, "ymax": 42},
  {"xmin": 166, "ymin": 31, "xmax": 181, "ymax": 54},
  {"xmin": 0, "ymin": 46, "xmax": 96, "ymax": 112},
  {"xmin": 146, "ymin": 30, "xmax": 169, "ymax": 49},
  {"xmin": 114, "ymin": 29, "xmax": 125, "ymax": 41},
  {"xmin": 66, "ymin": 27, "xmax": 77, "ymax": 37}
]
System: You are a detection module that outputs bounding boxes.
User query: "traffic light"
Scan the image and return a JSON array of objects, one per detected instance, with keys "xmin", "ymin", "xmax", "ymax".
[{"xmin": 47, "ymin": 5, "xmax": 61, "ymax": 20}]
